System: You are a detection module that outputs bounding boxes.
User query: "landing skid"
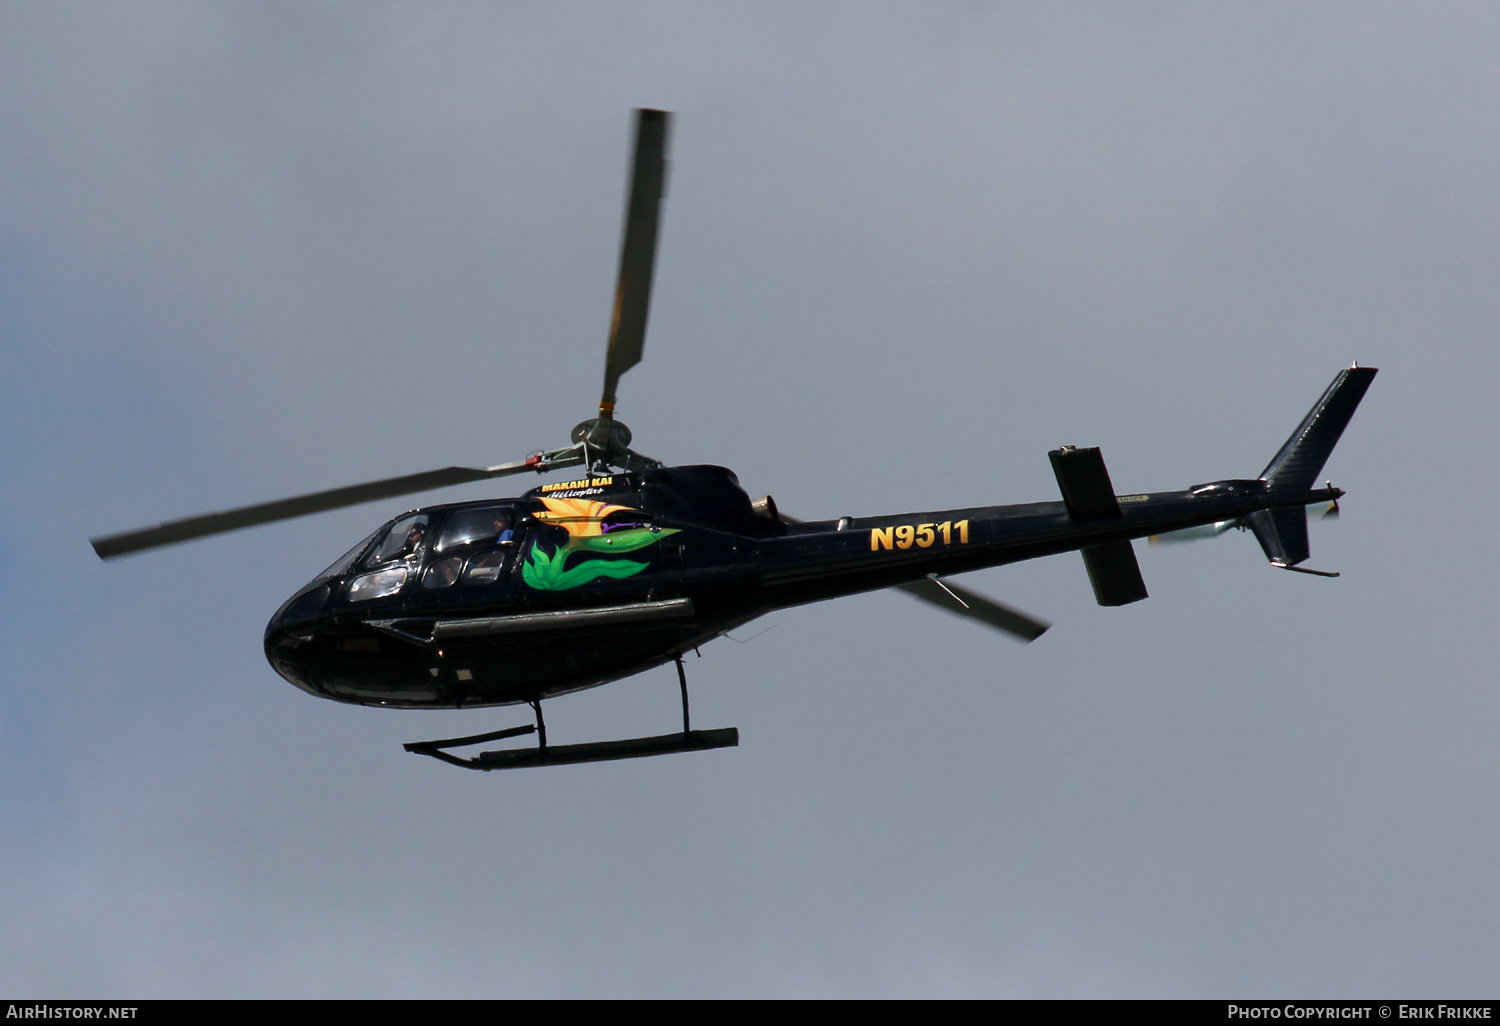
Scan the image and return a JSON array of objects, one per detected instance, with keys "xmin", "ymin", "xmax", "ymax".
[{"xmin": 404, "ymin": 657, "xmax": 739, "ymax": 771}]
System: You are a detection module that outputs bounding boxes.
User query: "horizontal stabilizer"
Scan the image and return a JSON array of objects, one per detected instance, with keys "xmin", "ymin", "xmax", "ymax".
[
  {"xmin": 1049, "ymin": 446, "xmax": 1149, "ymax": 607},
  {"xmin": 1049, "ymin": 446, "xmax": 1123, "ymax": 520},
  {"xmin": 1082, "ymin": 541, "xmax": 1149, "ymax": 606}
]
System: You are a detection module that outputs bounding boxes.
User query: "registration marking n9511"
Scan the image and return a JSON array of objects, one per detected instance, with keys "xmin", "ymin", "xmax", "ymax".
[{"xmin": 870, "ymin": 520, "xmax": 969, "ymax": 551}]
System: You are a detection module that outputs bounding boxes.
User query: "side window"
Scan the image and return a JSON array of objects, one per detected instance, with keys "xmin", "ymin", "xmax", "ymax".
[
  {"xmin": 435, "ymin": 506, "xmax": 517, "ymax": 553},
  {"xmin": 463, "ymin": 549, "xmax": 509, "ymax": 585},
  {"xmin": 423, "ymin": 506, "xmax": 521, "ymax": 590},
  {"xmin": 422, "ymin": 556, "xmax": 463, "ymax": 589}
]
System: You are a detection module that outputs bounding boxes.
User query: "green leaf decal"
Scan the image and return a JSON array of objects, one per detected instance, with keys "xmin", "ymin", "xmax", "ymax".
[
  {"xmin": 575, "ymin": 527, "xmax": 677, "ymax": 554},
  {"xmin": 521, "ymin": 528, "xmax": 679, "ymax": 591}
]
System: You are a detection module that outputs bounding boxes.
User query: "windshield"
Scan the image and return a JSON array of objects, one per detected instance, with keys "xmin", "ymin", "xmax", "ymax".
[
  {"xmin": 316, "ymin": 528, "xmax": 382, "ymax": 580},
  {"xmin": 364, "ymin": 514, "xmax": 430, "ymax": 568}
]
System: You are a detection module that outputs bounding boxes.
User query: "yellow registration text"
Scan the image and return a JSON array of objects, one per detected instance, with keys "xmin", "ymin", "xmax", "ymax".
[{"xmin": 870, "ymin": 520, "xmax": 969, "ymax": 552}]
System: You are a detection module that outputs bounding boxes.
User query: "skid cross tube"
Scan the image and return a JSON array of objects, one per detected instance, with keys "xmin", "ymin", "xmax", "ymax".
[
  {"xmin": 403, "ymin": 723, "xmax": 536, "ymax": 770},
  {"xmin": 676, "ymin": 655, "xmax": 691, "ymax": 733}
]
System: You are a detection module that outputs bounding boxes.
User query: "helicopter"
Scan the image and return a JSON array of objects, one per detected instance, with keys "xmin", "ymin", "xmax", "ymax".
[{"xmin": 92, "ymin": 109, "xmax": 1377, "ymax": 771}]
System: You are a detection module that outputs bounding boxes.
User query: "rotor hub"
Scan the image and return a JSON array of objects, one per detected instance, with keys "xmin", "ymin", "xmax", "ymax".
[
  {"xmin": 568, "ymin": 418, "xmax": 658, "ymax": 474},
  {"xmin": 571, "ymin": 417, "xmax": 633, "ymax": 451}
]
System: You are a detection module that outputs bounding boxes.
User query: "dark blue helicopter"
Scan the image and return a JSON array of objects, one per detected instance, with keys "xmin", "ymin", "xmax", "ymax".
[{"xmin": 92, "ymin": 110, "xmax": 1376, "ymax": 771}]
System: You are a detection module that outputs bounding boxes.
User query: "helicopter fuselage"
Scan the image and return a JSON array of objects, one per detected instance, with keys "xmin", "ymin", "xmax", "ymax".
[{"xmin": 263, "ymin": 463, "xmax": 1334, "ymax": 710}]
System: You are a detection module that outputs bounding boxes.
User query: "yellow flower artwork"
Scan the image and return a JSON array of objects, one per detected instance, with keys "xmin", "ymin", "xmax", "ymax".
[{"xmin": 531, "ymin": 497, "xmax": 633, "ymax": 540}]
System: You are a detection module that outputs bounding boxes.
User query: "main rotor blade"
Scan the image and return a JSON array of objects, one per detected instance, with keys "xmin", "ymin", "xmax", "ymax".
[
  {"xmin": 896, "ymin": 577, "xmax": 1051, "ymax": 643},
  {"xmin": 600, "ymin": 108, "xmax": 671, "ymax": 418},
  {"xmin": 90, "ymin": 459, "xmax": 551, "ymax": 560}
]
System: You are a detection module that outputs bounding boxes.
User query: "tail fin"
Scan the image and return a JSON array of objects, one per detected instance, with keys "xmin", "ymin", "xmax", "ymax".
[
  {"xmin": 1246, "ymin": 506, "xmax": 1311, "ymax": 567},
  {"xmin": 1251, "ymin": 365, "xmax": 1377, "ymax": 569},
  {"xmin": 1260, "ymin": 365, "xmax": 1378, "ymax": 494}
]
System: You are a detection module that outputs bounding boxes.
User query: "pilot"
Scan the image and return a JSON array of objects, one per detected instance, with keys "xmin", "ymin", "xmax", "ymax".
[{"xmin": 400, "ymin": 521, "xmax": 426, "ymax": 557}]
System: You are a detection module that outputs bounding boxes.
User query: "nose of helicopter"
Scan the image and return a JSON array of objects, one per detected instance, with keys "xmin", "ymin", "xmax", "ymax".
[
  {"xmin": 264, "ymin": 583, "xmax": 331, "ymax": 694},
  {"xmin": 268, "ymin": 582, "xmax": 331, "ymax": 636}
]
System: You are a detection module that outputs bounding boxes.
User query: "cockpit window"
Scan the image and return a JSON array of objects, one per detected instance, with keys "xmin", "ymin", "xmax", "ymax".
[
  {"xmin": 435, "ymin": 506, "xmax": 516, "ymax": 552},
  {"xmin": 317, "ymin": 528, "xmax": 382, "ymax": 580},
  {"xmin": 365, "ymin": 514, "xmax": 430, "ymax": 568}
]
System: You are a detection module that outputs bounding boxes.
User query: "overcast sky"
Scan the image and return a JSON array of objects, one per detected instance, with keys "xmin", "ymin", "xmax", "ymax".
[{"xmin": 2, "ymin": 2, "xmax": 1498, "ymax": 998}]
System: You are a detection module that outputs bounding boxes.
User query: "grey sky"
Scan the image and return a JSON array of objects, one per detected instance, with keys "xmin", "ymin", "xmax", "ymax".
[{"xmin": 2, "ymin": 2, "xmax": 1497, "ymax": 997}]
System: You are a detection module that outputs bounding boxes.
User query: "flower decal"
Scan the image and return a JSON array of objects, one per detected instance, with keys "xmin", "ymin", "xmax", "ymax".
[
  {"xmin": 522, "ymin": 497, "xmax": 678, "ymax": 591},
  {"xmin": 529, "ymin": 497, "xmax": 622, "ymax": 533}
]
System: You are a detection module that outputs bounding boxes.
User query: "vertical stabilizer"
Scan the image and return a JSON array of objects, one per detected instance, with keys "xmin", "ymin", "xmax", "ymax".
[
  {"xmin": 1251, "ymin": 364, "xmax": 1376, "ymax": 570},
  {"xmin": 1260, "ymin": 365, "xmax": 1378, "ymax": 494}
]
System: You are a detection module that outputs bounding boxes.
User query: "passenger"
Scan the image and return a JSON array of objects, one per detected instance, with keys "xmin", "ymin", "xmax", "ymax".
[{"xmin": 493, "ymin": 512, "xmax": 514, "ymax": 545}]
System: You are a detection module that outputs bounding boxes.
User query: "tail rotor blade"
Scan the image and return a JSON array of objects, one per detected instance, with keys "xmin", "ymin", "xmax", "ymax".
[
  {"xmin": 1318, "ymin": 490, "xmax": 1341, "ymax": 520},
  {"xmin": 600, "ymin": 108, "xmax": 671, "ymax": 419}
]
